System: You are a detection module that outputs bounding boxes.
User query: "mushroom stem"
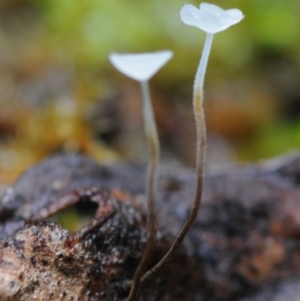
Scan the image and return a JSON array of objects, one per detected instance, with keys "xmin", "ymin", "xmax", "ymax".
[
  {"xmin": 195, "ymin": 33, "xmax": 214, "ymax": 100},
  {"xmin": 126, "ymin": 80, "xmax": 159, "ymax": 301},
  {"xmin": 140, "ymin": 33, "xmax": 213, "ymax": 284}
]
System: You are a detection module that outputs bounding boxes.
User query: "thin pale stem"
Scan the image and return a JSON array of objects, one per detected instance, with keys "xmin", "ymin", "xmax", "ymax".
[
  {"xmin": 126, "ymin": 80, "xmax": 160, "ymax": 301},
  {"xmin": 140, "ymin": 33, "xmax": 214, "ymax": 284}
]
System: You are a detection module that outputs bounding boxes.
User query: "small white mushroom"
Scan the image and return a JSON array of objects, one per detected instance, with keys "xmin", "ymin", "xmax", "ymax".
[
  {"xmin": 109, "ymin": 50, "xmax": 173, "ymax": 301},
  {"xmin": 140, "ymin": 2, "xmax": 244, "ymax": 288}
]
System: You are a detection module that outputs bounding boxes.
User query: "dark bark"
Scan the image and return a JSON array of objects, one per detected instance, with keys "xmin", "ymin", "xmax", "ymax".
[{"xmin": 1, "ymin": 153, "xmax": 300, "ymax": 300}]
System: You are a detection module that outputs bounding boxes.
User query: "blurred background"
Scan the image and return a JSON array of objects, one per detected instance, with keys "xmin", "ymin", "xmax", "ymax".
[{"xmin": 0, "ymin": 0, "xmax": 300, "ymax": 186}]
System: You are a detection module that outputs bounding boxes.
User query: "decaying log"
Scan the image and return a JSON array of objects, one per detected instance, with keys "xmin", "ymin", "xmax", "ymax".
[
  {"xmin": 0, "ymin": 189, "xmax": 148, "ymax": 301},
  {"xmin": 1, "ymin": 153, "xmax": 300, "ymax": 300}
]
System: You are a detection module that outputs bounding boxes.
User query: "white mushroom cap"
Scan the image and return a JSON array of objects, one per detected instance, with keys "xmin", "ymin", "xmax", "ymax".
[
  {"xmin": 180, "ymin": 3, "xmax": 244, "ymax": 34},
  {"xmin": 109, "ymin": 51, "xmax": 173, "ymax": 81}
]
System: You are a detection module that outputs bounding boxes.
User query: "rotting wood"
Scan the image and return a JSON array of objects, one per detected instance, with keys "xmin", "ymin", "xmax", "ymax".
[{"xmin": 1, "ymin": 153, "xmax": 300, "ymax": 300}]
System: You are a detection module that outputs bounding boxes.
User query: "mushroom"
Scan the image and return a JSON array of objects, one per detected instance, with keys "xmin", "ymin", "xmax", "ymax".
[
  {"xmin": 109, "ymin": 50, "xmax": 173, "ymax": 301},
  {"xmin": 140, "ymin": 1, "xmax": 244, "ymax": 286}
]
